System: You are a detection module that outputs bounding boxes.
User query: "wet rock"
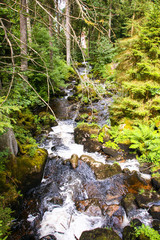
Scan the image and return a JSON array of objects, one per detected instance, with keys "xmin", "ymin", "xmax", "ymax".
[
  {"xmin": 135, "ymin": 190, "xmax": 160, "ymax": 209},
  {"xmin": 149, "ymin": 205, "xmax": 160, "ymax": 220},
  {"xmin": 84, "ymin": 138, "xmax": 101, "ymax": 152},
  {"xmin": 131, "ymin": 218, "xmax": 142, "ymax": 227},
  {"xmin": 49, "ymin": 196, "xmax": 63, "ymax": 205},
  {"xmin": 40, "ymin": 235, "xmax": 57, "ymax": 240},
  {"xmin": 104, "ymin": 204, "xmax": 121, "ymax": 217},
  {"xmin": 124, "ymin": 170, "xmax": 150, "ymax": 194},
  {"xmin": 79, "ymin": 227, "xmax": 121, "ymax": 240},
  {"xmin": 80, "ymin": 155, "xmax": 102, "ymax": 168},
  {"xmin": 63, "ymin": 154, "xmax": 79, "ymax": 169},
  {"xmin": 121, "ymin": 193, "xmax": 137, "ymax": 216},
  {"xmin": 152, "ymin": 176, "xmax": 160, "ymax": 193},
  {"xmin": 15, "ymin": 148, "xmax": 48, "ymax": 192},
  {"xmin": 102, "ymin": 145, "xmax": 123, "ymax": 158},
  {"xmin": 93, "ymin": 163, "xmax": 122, "ymax": 180},
  {"xmin": 139, "ymin": 163, "xmax": 152, "ymax": 175},
  {"xmin": 74, "ymin": 123, "xmax": 101, "ymax": 152},
  {"xmin": 76, "ymin": 198, "xmax": 103, "ymax": 216},
  {"xmin": 80, "ymin": 155, "xmax": 122, "ymax": 179},
  {"xmin": 85, "ymin": 203, "xmax": 102, "ymax": 217},
  {"xmin": 122, "ymin": 226, "xmax": 137, "ymax": 240},
  {"xmin": 152, "ymin": 219, "xmax": 160, "ymax": 231},
  {"xmin": 83, "ymin": 182, "xmax": 103, "ymax": 199},
  {"xmin": 122, "ymin": 219, "xmax": 142, "ymax": 240}
]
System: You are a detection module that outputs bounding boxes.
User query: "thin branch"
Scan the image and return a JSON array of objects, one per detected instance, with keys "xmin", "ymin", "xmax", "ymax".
[
  {"xmin": 0, "ymin": 19, "xmax": 15, "ymax": 107},
  {"xmin": 18, "ymin": 73, "xmax": 58, "ymax": 122}
]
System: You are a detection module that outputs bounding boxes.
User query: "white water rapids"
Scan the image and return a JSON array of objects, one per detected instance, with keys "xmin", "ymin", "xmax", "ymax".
[
  {"xmin": 32, "ymin": 120, "xmax": 152, "ymax": 240},
  {"xmin": 38, "ymin": 120, "xmax": 107, "ymax": 239}
]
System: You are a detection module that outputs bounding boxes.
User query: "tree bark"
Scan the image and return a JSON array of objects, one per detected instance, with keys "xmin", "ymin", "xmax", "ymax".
[
  {"xmin": 55, "ymin": 0, "xmax": 60, "ymax": 35},
  {"xmin": 20, "ymin": 0, "xmax": 28, "ymax": 79},
  {"xmin": 131, "ymin": 12, "xmax": 135, "ymax": 37},
  {"xmin": 26, "ymin": 0, "xmax": 32, "ymax": 45},
  {"xmin": 108, "ymin": 0, "xmax": 112, "ymax": 40},
  {"xmin": 49, "ymin": 9, "xmax": 53, "ymax": 63},
  {"xmin": 66, "ymin": 0, "xmax": 71, "ymax": 65}
]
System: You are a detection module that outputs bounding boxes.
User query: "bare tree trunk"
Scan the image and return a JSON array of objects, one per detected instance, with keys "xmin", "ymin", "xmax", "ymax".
[
  {"xmin": 108, "ymin": 0, "xmax": 112, "ymax": 40},
  {"xmin": 131, "ymin": 12, "xmax": 135, "ymax": 37},
  {"xmin": 26, "ymin": 0, "xmax": 32, "ymax": 45},
  {"xmin": 66, "ymin": 0, "xmax": 71, "ymax": 65},
  {"xmin": 49, "ymin": 10, "xmax": 53, "ymax": 63},
  {"xmin": 20, "ymin": 0, "xmax": 28, "ymax": 79},
  {"xmin": 55, "ymin": 0, "xmax": 60, "ymax": 35}
]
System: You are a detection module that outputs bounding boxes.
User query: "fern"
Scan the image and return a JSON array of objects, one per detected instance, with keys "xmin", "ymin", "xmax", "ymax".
[
  {"xmin": 123, "ymin": 123, "xmax": 160, "ymax": 163},
  {"xmin": 134, "ymin": 224, "xmax": 160, "ymax": 240}
]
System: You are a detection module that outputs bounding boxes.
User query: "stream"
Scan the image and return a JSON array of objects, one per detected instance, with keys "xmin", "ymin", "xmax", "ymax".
[{"xmin": 9, "ymin": 66, "xmax": 158, "ymax": 240}]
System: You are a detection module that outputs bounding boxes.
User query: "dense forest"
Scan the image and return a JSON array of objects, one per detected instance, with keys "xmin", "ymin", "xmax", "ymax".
[{"xmin": 0, "ymin": 0, "xmax": 160, "ymax": 239}]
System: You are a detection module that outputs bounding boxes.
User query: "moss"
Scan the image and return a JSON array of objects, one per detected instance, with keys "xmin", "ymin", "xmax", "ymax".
[
  {"xmin": 17, "ymin": 110, "xmax": 35, "ymax": 131},
  {"xmin": 13, "ymin": 148, "xmax": 47, "ymax": 183},
  {"xmin": 38, "ymin": 111, "xmax": 57, "ymax": 126},
  {"xmin": 79, "ymin": 228, "xmax": 121, "ymax": 240}
]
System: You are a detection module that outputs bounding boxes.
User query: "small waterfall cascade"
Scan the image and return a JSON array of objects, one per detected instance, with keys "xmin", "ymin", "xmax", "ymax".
[{"xmin": 8, "ymin": 64, "xmax": 157, "ymax": 240}]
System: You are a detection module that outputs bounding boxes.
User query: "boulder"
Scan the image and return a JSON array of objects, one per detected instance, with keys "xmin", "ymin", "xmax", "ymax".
[
  {"xmin": 122, "ymin": 219, "xmax": 142, "ymax": 240},
  {"xmin": 93, "ymin": 163, "xmax": 122, "ymax": 179},
  {"xmin": 80, "ymin": 155, "xmax": 122, "ymax": 179},
  {"xmin": 149, "ymin": 205, "xmax": 160, "ymax": 220},
  {"xmin": 152, "ymin": 219, "xmax": 160, "ymax": 231},
  {"xmin": 0, "ymin": 128, "xmax": 18, "ymax": 158},
  {"xmin": 152, "ymin": 176, "xmax": 160, "ymax": 193},
  {"xmin": 122, "ymin": 226, "xmax": 137, "ymax": 240},
  {"xmin": 101, "ymin": 145, "xmax": 122, "ymax": 158},
  {"xmin": 135, "ymin": 190, "xmax": 160, "ymax": 209},
  {"xmin": 74, "ymin": 123, "xmax": 101, "ymax": 152},
  {"xmin": 79, "ymin": 228, "xmax": 121, "ymax": 240},
  {"xmin": 124, "ymin": 170, "xmax": 150, "ymax": 194},
  {"xmin": 15, "ymin": 148, "xmax": 48, "ymax": 192},
  {"xmin": 74, "ymin": 123, "xmax": 100, "ymax": 144},
  {"xmin": 121, "ymin": 193, "xmax": 137, "ymax": 216}
]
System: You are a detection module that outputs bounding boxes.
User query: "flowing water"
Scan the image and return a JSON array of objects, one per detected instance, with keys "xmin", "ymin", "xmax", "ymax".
[{"xmin": 9, "ymin": 67, "xmax": 155, "ymax": 240}]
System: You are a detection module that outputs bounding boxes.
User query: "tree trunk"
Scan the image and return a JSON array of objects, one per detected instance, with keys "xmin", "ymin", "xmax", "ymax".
[
  {"xmin": 20, "ymin": 0, "xmax": 28, "ymax": 79},
  {"xmin": 108, "ymin": 0, "xmax": 112, "ymax": 40},
  {"xmin": 26, "ymin": 0, "xmax": 32, "ymax": 45},
  {"xmin": 66, "ymin": 0, "xmax": 71, "ymax": 65},
  {"xmin": 49, "ymin": 10, "xmax": 53, "ymax": 64},
  {"xmin": 131, "ymin": 12, "xmax": 135, "ymax": 37},
  {"xmin": 55, "ymin": 0, "xmax": 60, "ymax": 35}
]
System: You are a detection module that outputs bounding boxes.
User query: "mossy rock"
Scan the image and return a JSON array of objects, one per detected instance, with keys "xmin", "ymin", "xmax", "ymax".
[
  {"xmin": 93, "ymin": 162, "xmax": 122, "ymax": 179},
  {"xmin": 74, "ymin": 123, "xmax": 100, "ymax": 145},
  {"xmin": 80, "ymin": 155, "xmax": 122, "ymax": 179},
  {"xmin": 121, "ymin": 193, "xmax": 137, "ymax": 216},
  {"xmin": 99, "ymin": 125, "xmax": 110, "ymax": 142},
  {"xmin": 79, "ymin": 228, "xmax": 121, "ymax": 240},
  {"xmin": 13, "ymin": 148, "xmax": 48, "ymax": 191},
  {"xmin": 17, "ymin": 110, "xmax": 35, "ymax": 131},
  {"xmin": 38, "ymin": 112, "xmax": 57, "ymax": 127}
]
